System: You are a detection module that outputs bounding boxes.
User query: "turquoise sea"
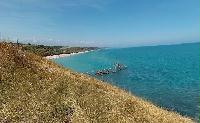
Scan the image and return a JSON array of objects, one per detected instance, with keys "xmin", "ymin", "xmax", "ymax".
[{"xmin": 54, "ymin": 43, "xmax": 199, "ymax": 121}]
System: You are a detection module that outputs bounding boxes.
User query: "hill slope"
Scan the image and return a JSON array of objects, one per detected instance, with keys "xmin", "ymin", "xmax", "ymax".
[{"xmin": 0, "ymin": 42, "xmax": 194, "ymax": 123}]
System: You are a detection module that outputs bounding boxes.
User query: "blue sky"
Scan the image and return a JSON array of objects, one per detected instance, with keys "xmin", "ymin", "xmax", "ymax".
[{"xmin": 0, "ymin": 0, "xmax": 199, "ymax": 47}]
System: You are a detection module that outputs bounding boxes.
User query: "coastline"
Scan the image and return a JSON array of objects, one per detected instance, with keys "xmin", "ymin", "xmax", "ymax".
[
  {"xmin": 0, "ymin": 42, "xmax": 194, "ymax": 123},
  {"xmin": 45, "ymin": 50, "xmax": 93, "ymax": 59}
]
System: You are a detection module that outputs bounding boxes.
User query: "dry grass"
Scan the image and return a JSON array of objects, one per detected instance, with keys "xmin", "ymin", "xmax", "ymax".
[{"xmin": 0, "ymin": 42, "xmax": 194, "ymax": 123}]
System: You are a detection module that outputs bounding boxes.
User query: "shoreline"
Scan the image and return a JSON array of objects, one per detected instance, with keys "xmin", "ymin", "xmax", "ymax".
[{"xmin": 45, "ymin": 50, "xmax": 93, "ymax": 59}]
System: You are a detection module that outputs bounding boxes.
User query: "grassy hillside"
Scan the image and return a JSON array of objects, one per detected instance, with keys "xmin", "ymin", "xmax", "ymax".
[{"xmin": 0, "ymin": 42, "xmax": 194, "ymax": 123}]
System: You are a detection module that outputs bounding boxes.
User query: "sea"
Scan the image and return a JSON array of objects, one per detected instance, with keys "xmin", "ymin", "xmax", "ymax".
[{"xmin": 53, "ymin": 42, "xmax": 199, "ymax": 121}]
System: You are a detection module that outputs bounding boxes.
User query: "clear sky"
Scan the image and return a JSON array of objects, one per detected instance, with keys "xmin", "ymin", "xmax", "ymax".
[{"xmin": 0, "ymin": 0, "xmax": 199, "ymax": 47}]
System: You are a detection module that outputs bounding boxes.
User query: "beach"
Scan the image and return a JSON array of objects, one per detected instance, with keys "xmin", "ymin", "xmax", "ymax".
[{"xmin": 45, "ymin": 50, "xmax": 92, "ymax": 59}]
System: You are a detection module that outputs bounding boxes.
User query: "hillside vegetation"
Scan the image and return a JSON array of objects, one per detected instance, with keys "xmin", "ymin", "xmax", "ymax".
[
  {"xmin": 2, "ymin": 41, "xmax": 98, "ymax": 57},
  {"xmin": 22, "ymin": 43, "xmax": 98, "ymax": 57},
  {"xmin": 0, "ymin": 42, "xmax": 194, "ymax": 123}
]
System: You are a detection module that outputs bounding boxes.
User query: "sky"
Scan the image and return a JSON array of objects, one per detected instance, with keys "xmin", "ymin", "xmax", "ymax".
[{"xmin": 0, "ymin": 0, "xmax": 199, "ymax": 47}]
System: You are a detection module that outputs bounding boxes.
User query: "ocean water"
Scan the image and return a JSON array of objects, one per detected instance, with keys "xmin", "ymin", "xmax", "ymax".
[{"xmin": 53, "ymin": 43, "xmax": 199, "ymax": 121}]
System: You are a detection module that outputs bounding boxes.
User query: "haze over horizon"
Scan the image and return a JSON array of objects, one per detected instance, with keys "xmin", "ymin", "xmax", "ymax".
[{"xmin": 0, "ymin": 0, "xmax": 199, "ymax": 47}]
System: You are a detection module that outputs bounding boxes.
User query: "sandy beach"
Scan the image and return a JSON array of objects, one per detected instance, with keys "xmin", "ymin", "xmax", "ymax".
[{"xmin": 45, "ymin": 50, "xmax": 92, "ymax": 59}]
